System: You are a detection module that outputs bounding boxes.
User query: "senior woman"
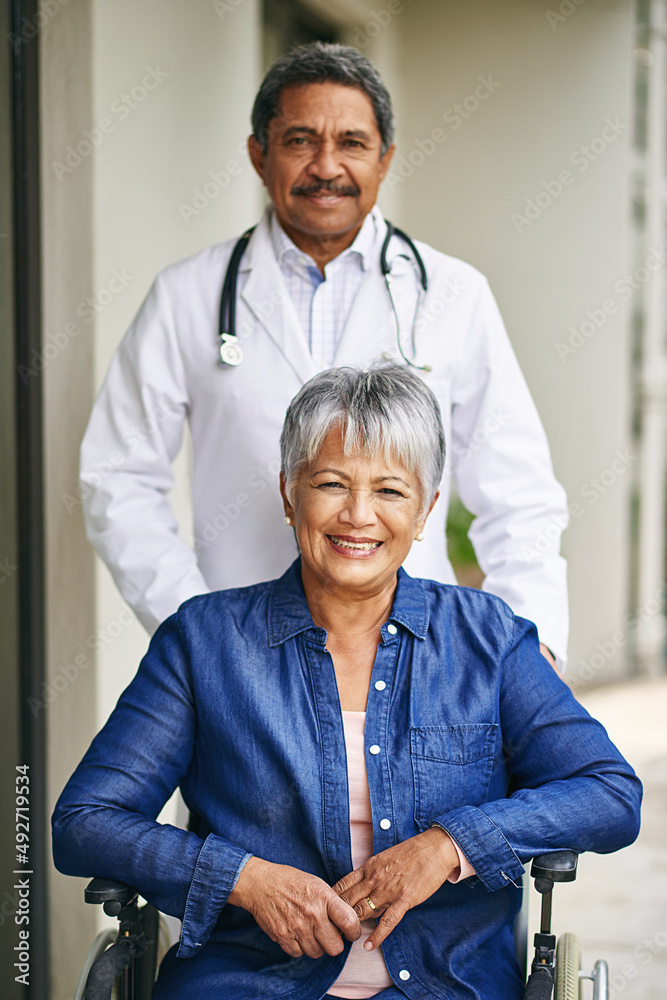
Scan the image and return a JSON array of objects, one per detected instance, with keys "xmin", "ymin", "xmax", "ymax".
[{"xmin": 53, "ymin": 363, "xmax": 641, "ymax": 1000}]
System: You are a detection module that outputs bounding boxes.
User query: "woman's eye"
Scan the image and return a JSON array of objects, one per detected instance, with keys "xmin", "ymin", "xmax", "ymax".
[
  {"xmin": 378, "ymin": 488, "xmax": 403, "ymax": 497},
  {"xmin": 318, "ymin": 481, "xmax": 345, "ymax": 490}
]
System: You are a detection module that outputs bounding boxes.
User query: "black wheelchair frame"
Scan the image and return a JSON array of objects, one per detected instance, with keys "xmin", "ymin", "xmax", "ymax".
[{"xmin": 76, "ymin": 851, "xmax": 609, "ymax": 1000}]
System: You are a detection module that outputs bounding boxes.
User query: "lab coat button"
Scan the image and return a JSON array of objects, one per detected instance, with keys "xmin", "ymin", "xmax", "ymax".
[
  {"xmin": 386, "ymin": 623, "xmax": 398, "ymax": 635},
  {"xmin": 369, "ymin": 744, "xmax": 381, "ymax": 755},
  {"xmin": 379, "ymin": 818, "xmax": 391, "ymax": 830},
  {"xmin": 374, "ymin": 680, "xmax": 386, "ymax": 691}
]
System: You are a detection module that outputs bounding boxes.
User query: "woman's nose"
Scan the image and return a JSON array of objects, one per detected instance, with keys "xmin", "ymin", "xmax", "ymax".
[{"xmin": 339, "ymin": 489, "xmax": 376, "ymax": 526}]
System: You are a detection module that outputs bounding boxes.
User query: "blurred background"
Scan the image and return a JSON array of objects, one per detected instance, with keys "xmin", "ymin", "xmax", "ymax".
[{"xmin": 1, "ymin": 0, "xmax": 665, "ymax": 997}]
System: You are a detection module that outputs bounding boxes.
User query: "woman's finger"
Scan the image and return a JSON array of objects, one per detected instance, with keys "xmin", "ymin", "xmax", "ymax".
[
  {"xmin": 363, "ymin": 903, "xmax": 406, "ymax": 951},
  {"xmin": 292, "ymin": 888, "xmax": 358, "ymax": 958},
  {"xmin": 333, "ymin": 873, "xmax": 379, "ymax": 909},
  {"xmin": 349, "ymin": 889, "xmax": 388, "ymax": 921},
  {"xmin": 326, "ymin": 892, "xmax": 363, "ymax": 943},
  {"xmin": 298, "ymin": 935, "xmax": 325, "ymax": 960},
  {"xmin": 280, "ymin": 937, "xmax": 304, "ymax": 959},
  {"xmin": 312, "ymin": 921, "xmax": 345, "ymax": 958},
  {"xmin": 332, "ymin": 866, "xmax": 366, "ymax": 899}
]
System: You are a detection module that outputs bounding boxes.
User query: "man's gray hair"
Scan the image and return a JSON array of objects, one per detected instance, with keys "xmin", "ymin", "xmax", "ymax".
[
  {"xmin": 280, "ymin": 363, "xmax": 446, "ymax": 509},
  {"xmin": 251, "ymin": 42, "xmax": 395, "ymax": 156}
]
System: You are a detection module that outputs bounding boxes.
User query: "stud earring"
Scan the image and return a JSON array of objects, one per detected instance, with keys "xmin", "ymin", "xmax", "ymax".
[
  {"xmin": 284, "ymin": 516, "xmax": 292, "ymax": 526},
  {"xmin": 415, "ymin": 532, "xmax": 424, "ymax": 542}
]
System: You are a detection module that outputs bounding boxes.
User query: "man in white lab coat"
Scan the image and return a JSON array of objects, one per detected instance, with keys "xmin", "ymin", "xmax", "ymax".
[{"xmin": 81, "ymin": 42, "xmax": 568, "ymax": 666}]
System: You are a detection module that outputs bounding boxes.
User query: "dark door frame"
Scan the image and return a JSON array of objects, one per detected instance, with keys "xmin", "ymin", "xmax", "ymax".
[{"xmin": 9, "ymin": 0, "xmax": 48, "ymax": 996}]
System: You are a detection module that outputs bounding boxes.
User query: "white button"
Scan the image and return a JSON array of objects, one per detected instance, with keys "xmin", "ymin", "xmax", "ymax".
[
  {"xmin": 369, "ymin": 744, "xmax": 381, "ymax": 755},
  {"xmin": 386, "ymin": 623, "xmax": 398, "ymax": 635},
  {"xmin": 374, "ymin": 680, "xmax": 387, "ymax": 691},
  {"xmin": 399, "ymin": 969, "xmax": 410, "ymax": 981},
  {"xmin": 379, "ymin": 818, "xmax": 391, "ymax": 830}
]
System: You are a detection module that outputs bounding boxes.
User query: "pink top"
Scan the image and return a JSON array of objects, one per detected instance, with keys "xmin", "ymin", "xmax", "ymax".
[{"xmin": 328, "ymin": 712, "xmax": 475, "ymax": 999}]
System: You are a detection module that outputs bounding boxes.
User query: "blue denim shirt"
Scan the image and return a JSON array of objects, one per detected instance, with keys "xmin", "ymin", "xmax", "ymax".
[{"xmin": 52, "ymin": 560, "xmax": 641, "ymax": 1000}]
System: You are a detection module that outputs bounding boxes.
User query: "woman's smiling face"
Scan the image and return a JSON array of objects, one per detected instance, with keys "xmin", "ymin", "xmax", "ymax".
[{"xmin": 281, "ymin": 427, "xmax": 437, "ymax": 598}]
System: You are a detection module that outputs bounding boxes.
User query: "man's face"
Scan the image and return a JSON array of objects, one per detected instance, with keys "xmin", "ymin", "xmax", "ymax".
[{"xmin": 248, "ymin": 82, "xmax": 394, "ymax": 246}]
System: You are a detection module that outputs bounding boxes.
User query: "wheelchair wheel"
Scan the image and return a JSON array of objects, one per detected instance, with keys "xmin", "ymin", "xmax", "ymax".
[
  {"xmin": 72, "ymin": 929, "xmax": 119, "ymax": 1000},
  {"xmin": 156, "ymin": 915, "xmax": 172, "ymax": 965},
  {"xmin": 554, "ymin": 932, "xmax": 581, "ymax": 1000}
]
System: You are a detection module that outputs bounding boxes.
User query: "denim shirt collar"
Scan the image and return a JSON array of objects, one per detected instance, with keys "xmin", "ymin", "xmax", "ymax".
[{"xmin": 267, "ymin": 557, "xmax": 430, "ymax": 648}]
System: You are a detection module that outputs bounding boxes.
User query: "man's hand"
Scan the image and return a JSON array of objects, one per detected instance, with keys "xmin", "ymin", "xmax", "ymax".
[
  {"xmin": 332, "ymin": 827, "xmax": 459, "ymax": 952},
  {"xmin": 539, "ymin": 643, "xmax": 558, "ymax": 671},
  {"xmin": 228, "ymin": 856, "xmax": 361, "ymax": 959}
]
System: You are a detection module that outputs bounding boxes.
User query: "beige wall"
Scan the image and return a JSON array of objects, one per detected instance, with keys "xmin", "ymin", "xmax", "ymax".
[
  {"xmin": 40, "ymin": 2, "xmax": 97, "ymax": 996},
  {"xmin": 389, "ymin": 0, "xmax": 636, "ymax": 684},
  {"xmin": 90, "ymin": 0, "xmax": 264, "ymax": 720}
]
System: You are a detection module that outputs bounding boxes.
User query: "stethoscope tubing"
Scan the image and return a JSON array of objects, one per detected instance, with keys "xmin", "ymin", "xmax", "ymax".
[{"xmin": 218, "ymin": 221, "xmax": 429, "ymax": 371}]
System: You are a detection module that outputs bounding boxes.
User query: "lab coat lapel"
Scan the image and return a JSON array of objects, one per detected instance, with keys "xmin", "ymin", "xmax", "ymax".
[
  {"xmin": 334, "ymin": 253, "xmax": 420, "ymax": 368},
  {"xmin": 239, "ymin": 213, "xmax": 316, "ymax": 384}
]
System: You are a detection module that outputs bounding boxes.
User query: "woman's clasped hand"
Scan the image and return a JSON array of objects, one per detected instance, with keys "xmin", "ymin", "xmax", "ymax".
[
  {"xmin": 229, "ymin": 859, "xmax": 359, "ymax": 960},
  {"xmin": 230, "ymin": 826, "xmax": 460, "ymax": 959},
  {"xmin": 332, "ymin": 827, "xmax": 461, "ymax": 952}
]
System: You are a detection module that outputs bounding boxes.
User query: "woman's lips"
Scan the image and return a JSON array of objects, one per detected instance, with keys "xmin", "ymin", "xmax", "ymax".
[{"xmin": 327, "ymin": 534, "xmax": 383, "ymax": 558}]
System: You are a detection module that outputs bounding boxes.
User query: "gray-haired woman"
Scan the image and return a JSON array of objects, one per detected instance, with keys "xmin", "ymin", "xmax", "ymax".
[{"xmin": 53, "ymin": 363, "xmax": 641, "ymax": 1000}]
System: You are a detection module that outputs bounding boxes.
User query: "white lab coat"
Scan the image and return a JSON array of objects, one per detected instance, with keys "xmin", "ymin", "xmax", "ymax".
[{"xmin": 80, "ymin": 206, "xmax": 569, "ymax": 662}]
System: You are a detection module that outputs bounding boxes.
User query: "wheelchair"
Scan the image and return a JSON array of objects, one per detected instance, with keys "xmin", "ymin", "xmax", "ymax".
[{"xmin": 74, "ymin": 850, "xmax": 609, "ymax": 1000}]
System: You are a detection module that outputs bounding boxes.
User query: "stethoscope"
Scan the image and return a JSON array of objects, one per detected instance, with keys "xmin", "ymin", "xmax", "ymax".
[{"xmin": 218, "ymin": 223, "xmax": 431, "ymax": 372}]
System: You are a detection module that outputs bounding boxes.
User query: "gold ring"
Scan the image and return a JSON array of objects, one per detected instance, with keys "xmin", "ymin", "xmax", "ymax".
[{"xmin": 366, "ymin": 896, "xmax": 377, "ymax": 911}]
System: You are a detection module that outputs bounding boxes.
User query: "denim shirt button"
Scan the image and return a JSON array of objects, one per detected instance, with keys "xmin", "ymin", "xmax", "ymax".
[
  {"xmin": 399, "ymin": 969, "xmax": 410, "ymax": 980},
  {"xmin": 386, "ymin": 623, "xmax": 398, "ymax": 635},
  {"xmin": 374, "ymin": 680, "xmax": 386, "ymax": 691},
  {"xmin": 369, "ymin": 744, "xmax": 381, "ymax": 755},
  {"xmin": 379, "ymin": 818, "xmax": 391, "ymax": 830}
]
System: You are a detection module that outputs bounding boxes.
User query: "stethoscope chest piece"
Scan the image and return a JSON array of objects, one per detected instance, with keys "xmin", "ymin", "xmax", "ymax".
[
  {"xmin": 218, "ymin": 227, "xmax": 254, "ymax": 368},
  {"xmin": 219, "ymin": 333, "xmax": 243, "ymax": 367}
]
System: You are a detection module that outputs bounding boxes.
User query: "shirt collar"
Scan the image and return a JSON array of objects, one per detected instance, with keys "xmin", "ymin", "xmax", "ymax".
[
  {"xmin": 269, "ymin": 207, "xmax": 377, "ymax": 273},
  {"xmin": 267, "ymin": 558, "xmax": 430, "ymax": 647}
]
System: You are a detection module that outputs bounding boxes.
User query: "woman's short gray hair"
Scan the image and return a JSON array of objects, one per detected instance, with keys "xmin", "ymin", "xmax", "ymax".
[
  {"xmin": 251, "ymin": 42, "xmax": 395, "ymax": 156},
  {"xmin": 280, "ymin": 363, "xmax": 445, "ymax": 509}
]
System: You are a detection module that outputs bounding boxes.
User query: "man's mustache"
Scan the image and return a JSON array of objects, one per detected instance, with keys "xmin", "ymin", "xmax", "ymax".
[{"xmin": 291, "ymin": 181, "xmax": 360, "ymax": 197}]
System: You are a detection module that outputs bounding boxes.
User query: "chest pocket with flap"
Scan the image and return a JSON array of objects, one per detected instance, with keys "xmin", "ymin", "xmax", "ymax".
[{"xmin": 410, "ymin": 724, "xmax": 498, "ymax": 829}]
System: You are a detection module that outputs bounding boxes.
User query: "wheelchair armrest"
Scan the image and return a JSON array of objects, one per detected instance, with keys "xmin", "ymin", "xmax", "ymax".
[
  {"xmin": 530, "ymin": 851, "xmax": 578, "ymax": 893},
  {"xmin": 84, "ymin": 878, "xmax": 138, "ymax": 916}
]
